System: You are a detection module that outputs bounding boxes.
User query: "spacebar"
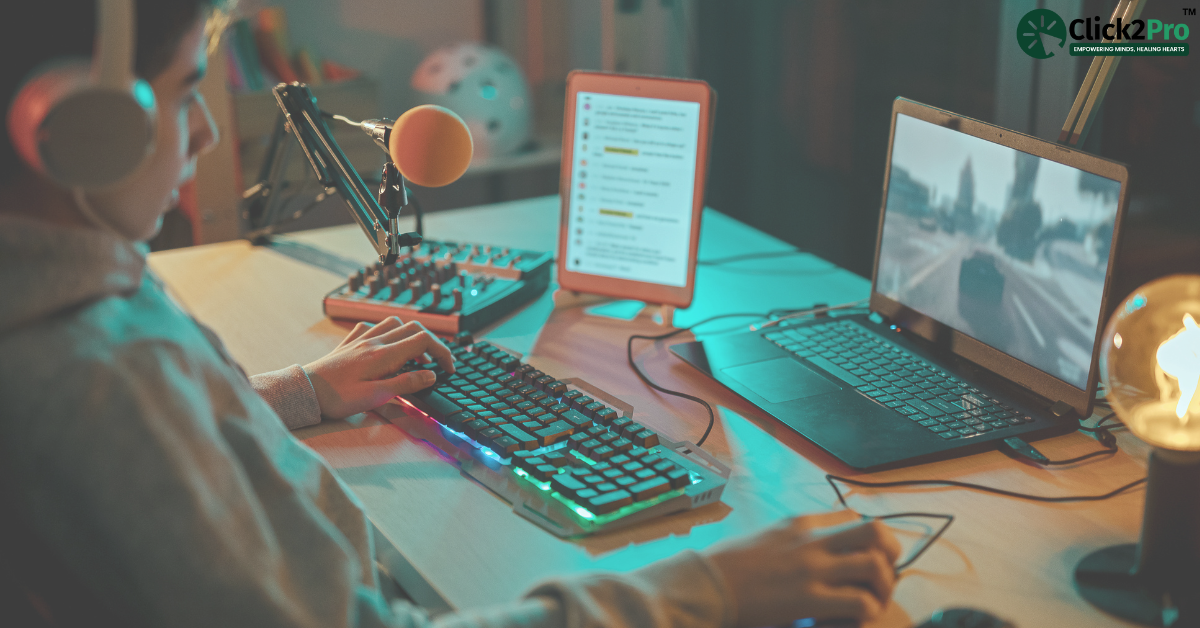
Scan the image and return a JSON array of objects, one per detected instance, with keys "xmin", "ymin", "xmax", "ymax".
[{"xmin": 804, "ymin": 355, "xmax": 866, "ymax": 388}]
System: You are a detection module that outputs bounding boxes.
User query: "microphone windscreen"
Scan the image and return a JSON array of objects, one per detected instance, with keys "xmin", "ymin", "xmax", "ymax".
[{"xmin": 389, "ymin": 105, "xmax": 473, "ymax": 188}]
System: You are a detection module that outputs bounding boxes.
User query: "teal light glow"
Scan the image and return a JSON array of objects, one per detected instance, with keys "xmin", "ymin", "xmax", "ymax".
[
  {"xmin": 479, "ymin": 84, "xmax": 498, "ymax": 100},
  {"xmin": 133, "ymin": 80, "xmax": 155, "ymax": 109},
  {"xmin": 574, "ymin": 506, "xmax": 596, "ymax": 519}
]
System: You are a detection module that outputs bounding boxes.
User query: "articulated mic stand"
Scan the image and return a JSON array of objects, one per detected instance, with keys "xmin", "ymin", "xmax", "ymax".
[{"xmin": 241, "ymin": 82, "xmax": 421, "ymax": 264}]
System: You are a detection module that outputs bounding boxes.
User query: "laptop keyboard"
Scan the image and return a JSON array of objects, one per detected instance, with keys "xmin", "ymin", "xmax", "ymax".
[{"xmin": 763, "ymin": 320, "xmax": 1035, "ymax": 439}]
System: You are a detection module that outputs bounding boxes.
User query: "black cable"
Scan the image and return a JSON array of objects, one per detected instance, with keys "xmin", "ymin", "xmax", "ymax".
[
  {"xmin": 825, "ymin": 475, "xmax": 954, "ymax": 572},
  {"xmin": 627, "ymin": 312, "xmax": 767, "ymax": 446},
  {"xmin": 825, "ymin": 473, "xmax": 1145, "ymax": 504}
]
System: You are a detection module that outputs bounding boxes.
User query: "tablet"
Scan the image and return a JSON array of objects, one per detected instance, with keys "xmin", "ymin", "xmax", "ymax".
[{"xmin": 557, "ymin": 71, "xmax": 715, "ymax": 308}]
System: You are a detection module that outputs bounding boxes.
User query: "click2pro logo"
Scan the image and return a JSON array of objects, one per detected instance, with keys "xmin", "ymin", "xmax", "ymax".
[
  {"xmin": 1018, "ymin": 7, "xmax": 1191, "ymax": 58},
  {"xmin": 1017, "ymin": 9, "xmax": 1067, "ymax": 59}
]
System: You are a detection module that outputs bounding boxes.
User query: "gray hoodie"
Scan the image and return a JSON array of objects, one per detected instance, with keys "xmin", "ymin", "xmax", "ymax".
[{"xmin": 0, "ymin": 215, "xmax": 734, "ymax": 628}]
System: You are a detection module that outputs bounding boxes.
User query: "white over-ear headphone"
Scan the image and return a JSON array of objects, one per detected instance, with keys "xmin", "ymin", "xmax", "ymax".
[{"xmin": 6, "ymin": 0, "xmax": 156, "ymax": 190}]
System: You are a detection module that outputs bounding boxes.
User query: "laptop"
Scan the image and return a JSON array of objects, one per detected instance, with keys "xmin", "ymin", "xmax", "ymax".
[{"xmin": 671, "ymin": 98, "xmax": 1129, "ymax": 471}]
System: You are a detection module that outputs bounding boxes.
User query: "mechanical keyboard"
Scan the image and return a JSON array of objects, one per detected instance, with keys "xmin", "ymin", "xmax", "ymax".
[
  {"xmin": 390, "ymin": 332, "xmax": 730, "ymax": 537},
  {"xmin": 763, "ymin": 320, "xmax": 1036, "ymax": 439}
]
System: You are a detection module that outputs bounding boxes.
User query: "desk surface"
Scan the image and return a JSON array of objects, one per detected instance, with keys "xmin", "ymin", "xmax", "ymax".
[{"xmin": 149, "ymin": 195, "xmax": 1148, "ymax": 627}]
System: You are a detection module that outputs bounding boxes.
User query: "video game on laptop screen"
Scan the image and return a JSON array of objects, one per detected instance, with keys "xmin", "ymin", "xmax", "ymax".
[{"xmin": 876, "ymin": 113, "xmax": 1122, "ymax": 390}]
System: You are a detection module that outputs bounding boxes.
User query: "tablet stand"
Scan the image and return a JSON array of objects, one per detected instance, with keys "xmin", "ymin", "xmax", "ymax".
[{"xmin": 551, "ymin": 289, "xmax": 675, "ymax": 327}]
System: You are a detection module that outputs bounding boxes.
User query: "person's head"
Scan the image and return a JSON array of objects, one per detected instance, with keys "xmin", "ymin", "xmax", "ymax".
[{"xmin": 0, "ymin": 0, "xmax": 228, "ymax": 241}]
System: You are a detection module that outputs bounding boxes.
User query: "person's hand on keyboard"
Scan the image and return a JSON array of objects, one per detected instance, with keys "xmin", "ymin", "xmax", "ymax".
[
  {"xmin": 705, "ymin": 509, "xmax": 902, "ymax": 627},
  {"xmin": 303, "ymin": 317, "xmax": 455, "ymax": 419}
]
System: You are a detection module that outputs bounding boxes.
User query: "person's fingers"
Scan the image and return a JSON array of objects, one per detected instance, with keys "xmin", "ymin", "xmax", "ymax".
[
  {"xmin": 338, "ymin": 321, "xmax": 376, "ymax": 348},
  {"xmin": 819, "ymin": 520, "xmax": 902, "ymax": 564},
  {"xmin": 378, "ymin": 370, "xmax": 438, "ymax": 396},
  {"xmin": 358, "ymin": 316, "xmax": 406, "ymax": 341},
  {"xmin": 375, "ymin": 320, "xmax": 435, "ymax": 346},
  {"xmin": 826, "ymin": 550, "xmax": 895, "ymax": 604},
  {"xmin": 388, "ymin": 332, "xmax": 456, "ymax": 374},
  {"xmin": 788, "ymin": 509, "xmax": 862, "ymax": 535},
  {"xmin": 809, "ymin": 585, "xmax": 884, "ymax": 622}
]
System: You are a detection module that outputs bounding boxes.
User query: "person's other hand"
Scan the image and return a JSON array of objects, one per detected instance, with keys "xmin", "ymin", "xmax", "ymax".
[
  {"xmin": 705, "ymin": 510, "xmax": 902, "ymax": 627},
  {"xmin": 303, "ymin": 317, "xmax": 455, "ymax": 420}
]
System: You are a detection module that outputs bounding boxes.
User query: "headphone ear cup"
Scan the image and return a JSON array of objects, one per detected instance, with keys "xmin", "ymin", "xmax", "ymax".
[
  {"xmin": 7, "ymin": 62, "xmax": 91, "ymax": 178},
  {"xmin": 6, "ymin": 61, "xmax": 156, "ymax": 189}
]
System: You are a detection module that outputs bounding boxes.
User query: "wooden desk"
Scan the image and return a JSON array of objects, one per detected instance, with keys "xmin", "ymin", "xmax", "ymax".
[{"xmin": 149, "ymin": 195, "xmax": 1148, "ymax": 627}]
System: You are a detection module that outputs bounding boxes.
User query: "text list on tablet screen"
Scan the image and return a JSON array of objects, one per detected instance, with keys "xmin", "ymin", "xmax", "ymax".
[{"xmin": 565, "ymin": 92, "xmax": 701, "ymax": 287}]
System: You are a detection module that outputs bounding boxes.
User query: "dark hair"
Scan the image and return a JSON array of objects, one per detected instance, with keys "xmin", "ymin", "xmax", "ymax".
[{"xmin": 0, "ymin": 0, "xmax": 222, "ymax": 183}]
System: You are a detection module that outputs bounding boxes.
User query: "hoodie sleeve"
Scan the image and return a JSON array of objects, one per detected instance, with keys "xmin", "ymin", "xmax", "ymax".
[
  {"xmin": 250, "ymin": 365, "xmax": 323, "ymax": 430},
  {"xmin": 2, "ymin": 340, "xmax": 736, "ymax": 628}
]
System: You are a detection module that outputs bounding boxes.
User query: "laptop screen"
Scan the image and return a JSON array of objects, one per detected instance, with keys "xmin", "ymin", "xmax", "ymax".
[{"xmin": 876, "ymin": 113, "xmax": 1122, "ymax": 390}]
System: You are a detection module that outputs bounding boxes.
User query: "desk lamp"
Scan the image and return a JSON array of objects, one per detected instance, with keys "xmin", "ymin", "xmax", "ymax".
[{"xmin": 1075, "ymin": 275, "xmax": 1200, "ymax": 626}]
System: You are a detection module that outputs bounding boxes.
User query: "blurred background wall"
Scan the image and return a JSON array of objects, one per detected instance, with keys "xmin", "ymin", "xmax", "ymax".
[{"xmin": 175, "ymin": 0, "xmax": 1199, "ymax": 309}]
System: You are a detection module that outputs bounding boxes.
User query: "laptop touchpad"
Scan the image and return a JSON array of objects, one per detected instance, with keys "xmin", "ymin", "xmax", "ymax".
[{"xmin": 722, "ymin": 357, "xmax": 840, "ymax": 404}]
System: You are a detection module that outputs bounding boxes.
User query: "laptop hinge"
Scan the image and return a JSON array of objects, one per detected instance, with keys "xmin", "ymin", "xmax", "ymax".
[{"xmin": 1050, "ymin": 400, "xmax": 1077, "ymax": 420}]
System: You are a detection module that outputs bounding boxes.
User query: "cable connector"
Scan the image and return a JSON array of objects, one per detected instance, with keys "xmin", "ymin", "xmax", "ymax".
[{"xmin": 1003, "ymin": 437, "xmax": 1050, "ymax": 464}]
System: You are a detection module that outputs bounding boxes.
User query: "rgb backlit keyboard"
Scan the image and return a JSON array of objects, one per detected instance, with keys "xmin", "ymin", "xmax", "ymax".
[{"xmin": 393, "ymin": 332, "xmax": 730, "ymax": 537}]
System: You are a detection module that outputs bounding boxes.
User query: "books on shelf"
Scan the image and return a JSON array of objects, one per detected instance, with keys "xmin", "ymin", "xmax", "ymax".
[{"xmin": 222, "ymin": 7, "xmax": 361, "ymax": 92}]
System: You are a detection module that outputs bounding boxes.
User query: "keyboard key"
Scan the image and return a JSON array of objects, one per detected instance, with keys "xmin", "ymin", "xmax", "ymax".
[
  {"xmin": 631, "ymin": 430, "xmax": 659, "ymax": 448},
  {"xmin": 584, "ymin": 402, "xmax": 605, "ymax": 418},
  {"xmin": 530, "ymin": 464, "xmax": 558, "ymax": 482},
  {"xmin": 561, "ymin": 409, "xmax": 594, "ymax": 429},
  {"xmin": 491, "ymin": 436, "xmax": 520, "ymax": 456},
  {"xmin": 806, "ymin": 355, "xmax": 866, "ymax": 387},
  {"xmin": 588, "ymin": 490, "xmax": 634, "ymax": 514},
  {"xmin": 633, "ymin": 468, "xmax": 658, "ymax": 481},
  {"xmin": 608, "ymin": 454, "xmax": 631, "ymax": 466},
  {"xmin": 464, "ymin": 418, "xmax": 489, "ymax": 438},
  {"xmin": 938, "ymin": 431, "xmax": 959, "ymax": 439},
  {"xmin": 580, "ymin": 474, "xmax": 604, "ymax": 486},
  {"xmin": 652, "ymin": 461, "xmax": 677, "ymax": 474},
  {"xmin": 578, "ymin": 439, "xmax": 601, "ymax": 456},
  {"xmin": 628, "ymin": 476, "xmax": 671, "ymax": 501},
  {"xmin": 595, "ymin": 408, "xmax": 618, "ymax": 425},
  {"xmin": 929, "ymin": 425, "xmax": 949, "ymax": 433},
  {"xmin": 443, "ymin": 411, "xmax": 475, "ymax": 430},
  {"xmin": 615, "ymin": 476, "xmax": 638, "ymax": 488},
  {"xmin": 610, "ymin": 438, "xmax": 632, "ymax": 453},
  {"xmin": 543, "ymin": 451, "xmax": 570, "ymax": 467},
  {"xmin": 550, "ymin": 474, "xmax": 586, "ymax": 496},
  {"xmin": 594, "ymin": 482, "xmax": 618, "ymax": 493},
  {"xmin": 665, "ymin": 468, "xmax": 690, "ymax": 488},
  {"xmin": 590, "ymin": 446, "xmax": 615, "ymax": 461},
  {"xmin": 610, "ymin": 416, "xmax": 633, "ymax": 432},
  {"xmin": 601, "ymin": 469, "xmax": 624, "ymax": 480},
  {"xmin": 535, "ymin": 420, "xmax": 575, "ymax": 446}
]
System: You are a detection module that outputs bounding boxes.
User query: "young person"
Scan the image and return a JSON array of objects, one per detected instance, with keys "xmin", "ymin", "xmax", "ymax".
[{"xmin": 0, "ymin": 2, "xmax": 902, "ymax": 626}]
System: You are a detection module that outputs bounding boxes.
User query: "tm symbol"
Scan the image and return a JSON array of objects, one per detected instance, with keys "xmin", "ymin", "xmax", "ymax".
[{"xmin": 1186, "ymin": 7, "xmax": 1197, "ymax": 15}]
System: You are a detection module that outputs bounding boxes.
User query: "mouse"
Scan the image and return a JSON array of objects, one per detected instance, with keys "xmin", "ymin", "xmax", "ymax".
[{"xmin": 914, "ymin": 607, "xmax": 1014, "ymax": 628}]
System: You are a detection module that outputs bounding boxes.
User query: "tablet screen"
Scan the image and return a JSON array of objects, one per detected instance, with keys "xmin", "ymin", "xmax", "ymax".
[{"xmin": 563, "ymin": 91, "xmax": 702, "ymax": 287}]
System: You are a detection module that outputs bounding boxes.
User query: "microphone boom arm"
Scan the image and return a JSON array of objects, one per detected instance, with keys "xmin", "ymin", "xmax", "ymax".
[{"xmin": 242, "ymin": 82, "xmax": 420, "ymax": 264}]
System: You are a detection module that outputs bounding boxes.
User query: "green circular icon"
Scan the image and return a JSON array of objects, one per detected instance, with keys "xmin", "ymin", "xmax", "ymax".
[{"xmin": 1017, "ymin": 8, "xmax": 1066, "ymax": 59}]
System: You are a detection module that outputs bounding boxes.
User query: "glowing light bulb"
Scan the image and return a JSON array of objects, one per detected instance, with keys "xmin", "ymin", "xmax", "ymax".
[
  {"xmin": 1101, "ymin": 275, "xmax": 1200, "ymax": 451},
  {"xmin": 1155, "ymin": 313, "xmax": 1200, "ymax": 421}
]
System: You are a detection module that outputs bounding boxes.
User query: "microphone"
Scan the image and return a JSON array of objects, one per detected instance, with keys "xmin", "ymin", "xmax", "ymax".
[{"xmin": 334, "ymin": 105, "xmax": 473, "ymax": 188}]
